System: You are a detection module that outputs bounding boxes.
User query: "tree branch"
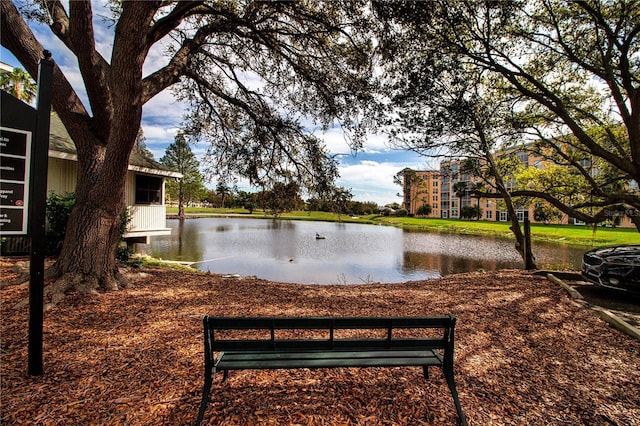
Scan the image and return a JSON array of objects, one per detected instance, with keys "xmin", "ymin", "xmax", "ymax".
[
  {"xmin": 66, "ymin": 1, "xmax": 112, "ymax": 138},
  {"xmin": 0, "ymin": 1, "xmax": 91, "ymax": 149}
]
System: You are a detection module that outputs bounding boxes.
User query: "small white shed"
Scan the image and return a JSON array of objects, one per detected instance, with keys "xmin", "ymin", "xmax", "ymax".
[{"xmin": 47, "ymin": 113, "xmax": 181, "ymax": 244}]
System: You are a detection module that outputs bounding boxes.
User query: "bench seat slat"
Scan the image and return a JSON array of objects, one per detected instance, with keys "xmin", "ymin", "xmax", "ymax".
[
  {"xmin": 217, "ymin": 350, "xmax": 442, "ymax": 370},
  {"xmin": 218, "ymin": 349, "xmax": 442, "ymax": 362}
]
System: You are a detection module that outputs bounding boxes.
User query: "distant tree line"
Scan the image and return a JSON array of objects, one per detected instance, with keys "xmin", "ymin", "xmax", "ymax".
[
  {"xmin": 158, "ymin": 132, "xmax": 386, "ymax": 217},
  {"xmin": 202, "ymin": 183, "xmax": 381, "ymax": 217}
]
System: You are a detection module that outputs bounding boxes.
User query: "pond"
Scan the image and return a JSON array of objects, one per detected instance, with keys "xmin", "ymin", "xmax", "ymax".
[{"xmin": 141, "ymin": 217, "xmax": 586, "ymax": 284}]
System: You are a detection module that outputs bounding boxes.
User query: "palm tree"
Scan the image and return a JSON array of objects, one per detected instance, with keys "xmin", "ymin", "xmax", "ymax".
[
  {"xmin": 452, "ymin": 181, "xmax": 468, "ymax": 219},
  {"xmin": 0, "ymin": 67, "xmax": 36, "ymax": 103}
]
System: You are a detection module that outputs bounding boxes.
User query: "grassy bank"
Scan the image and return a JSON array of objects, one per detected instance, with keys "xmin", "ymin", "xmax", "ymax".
[{"xmin": 167, "ymin": 207, "xmax": 638, "ymax": 247}]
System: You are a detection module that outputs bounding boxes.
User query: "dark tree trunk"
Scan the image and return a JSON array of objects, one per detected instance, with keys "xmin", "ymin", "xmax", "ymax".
[
  {"xmin": 48, "ymin": 125, "xmax": 135, "ymax": 292},
  {"xmin": 482, "ymin": 145, "xmax": 538, "ymax": 271},
  {"xmin": 52, "ymin": 199, "xmax": 125, "ymax": 292}
]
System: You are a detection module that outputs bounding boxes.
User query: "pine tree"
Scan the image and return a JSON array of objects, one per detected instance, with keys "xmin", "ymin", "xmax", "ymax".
[{"xmin": 161, "ymin": 133, "xmax": 205, "ymax": 219}]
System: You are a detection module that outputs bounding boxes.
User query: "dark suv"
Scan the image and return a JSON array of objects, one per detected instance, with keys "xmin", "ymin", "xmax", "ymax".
[{"xmin": 582, "ymin": 245, "xmax": 640, "ymax": 294}]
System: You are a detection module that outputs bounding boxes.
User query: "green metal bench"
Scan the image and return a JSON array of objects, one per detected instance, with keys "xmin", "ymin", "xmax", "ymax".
[{"xmin": 195, "ymin": 315, "xmax": 467, "ymax": 426}]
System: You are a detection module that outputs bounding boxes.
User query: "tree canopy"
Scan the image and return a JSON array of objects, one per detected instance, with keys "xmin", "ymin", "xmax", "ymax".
[
  {"xmin": 375, "ymin": 0, "xmax": 640, "ymax": 231},
  {"xmin": 0, "ymin": 0, "xmax": 375, "ymax": 293}
]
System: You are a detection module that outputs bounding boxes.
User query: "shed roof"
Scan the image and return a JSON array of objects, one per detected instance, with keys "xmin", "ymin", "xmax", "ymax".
[{"xmin": 49, "ymin": 113, "xmax": 182, "ymax": 179}]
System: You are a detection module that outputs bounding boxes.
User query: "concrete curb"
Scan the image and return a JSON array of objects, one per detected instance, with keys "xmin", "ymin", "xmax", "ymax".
[
  {"xmin": 547, "ymin": 273, "xmax": 640, "ymax": 340},
  {"xmin": 596, "ymin": 309, "xmax": 640, "ymax": 340},
  {"xmin": 546, "ymin": 273, "xmax": 584, "ymax": 301}
]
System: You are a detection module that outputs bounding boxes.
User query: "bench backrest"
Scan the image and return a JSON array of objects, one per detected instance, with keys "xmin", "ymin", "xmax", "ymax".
[{"xmin": 202, "ymin": 316, "xmax": 457, "ymax": 370}]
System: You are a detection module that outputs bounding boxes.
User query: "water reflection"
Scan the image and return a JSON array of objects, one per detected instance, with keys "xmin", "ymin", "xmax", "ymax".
[{"xmin": 141, "ymin": 217, "xmax": 585, "ymax": 284}]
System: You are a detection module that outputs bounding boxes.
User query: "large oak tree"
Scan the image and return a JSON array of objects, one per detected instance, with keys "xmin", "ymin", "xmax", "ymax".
[{"xmin": 1, "ymin": 1, "xmax": 373, "ymax": 294}]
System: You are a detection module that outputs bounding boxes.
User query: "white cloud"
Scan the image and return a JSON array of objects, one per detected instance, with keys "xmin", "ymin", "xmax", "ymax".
[
  {"xmin": 141, "ymin": 124, "xmax": 176, "ymax": 142},
  {"xmin": 315, "ymin": 127, "xmax": 391, "ymax": 155},
  {"xmin": 336, "ymin": 160, "xmax": 412, "ymax": 206}
]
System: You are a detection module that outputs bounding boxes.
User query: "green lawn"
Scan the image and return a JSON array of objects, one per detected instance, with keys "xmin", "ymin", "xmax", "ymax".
[
  {"xmin": 167, "ymin": 207, "xmax": 638, "ymax": 247},
  {"xmin": 375, "ymin": 216, "xmax": 639, "ymax": 247}
]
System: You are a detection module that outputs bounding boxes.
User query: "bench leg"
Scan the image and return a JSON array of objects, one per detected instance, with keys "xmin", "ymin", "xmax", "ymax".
[
  {"xmin": 195, "ymin": 368, "xmax": 216, "ymax": 426},
  {"xmin": 443, "ymin": 366, "xmax": 468, "ymax": 426},
  {"xmin": 423, "ymin": 366, "xmax": 429, "ymax": 379}
]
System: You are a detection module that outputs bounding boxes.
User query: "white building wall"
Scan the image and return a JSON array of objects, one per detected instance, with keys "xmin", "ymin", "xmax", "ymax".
[
  {"xmin": 47, "ymin": 157, "xmax": 77, "ymax": 195},
  {"xmin": 46, "ymin": 156, "xmax": 171, "ymax": 240}
]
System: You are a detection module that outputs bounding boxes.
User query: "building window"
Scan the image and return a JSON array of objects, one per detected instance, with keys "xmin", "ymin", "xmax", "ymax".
[
  {"xmin": 135, "ymin": 174, "xmax": 162, "ymax": 205},
  {"xmin": 486, "ymin": 210, "xmax": 493, "ymax": 219},
  {"xmin": 517, "ymin": 152, "xmax": 528, "ymax": 164},
  {"xmin": 432, "ymin": 195, "xmax": 438, "ymax": 201},
  {"xmin": 516, "ymin": 210, "xmax": 529, "ymax": 222},
  {"xmin": 499, "ymin": 211, "xmax": 508, "ymax": 222}
]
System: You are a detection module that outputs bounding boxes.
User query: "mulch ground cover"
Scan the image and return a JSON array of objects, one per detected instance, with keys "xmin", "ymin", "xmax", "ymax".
[{"xmin": 1, "ymin": 258, "xmax": 639, "ymax": 425}]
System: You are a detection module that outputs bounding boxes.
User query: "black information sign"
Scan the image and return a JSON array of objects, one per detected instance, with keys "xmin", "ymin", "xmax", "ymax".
[
  {"xmin": 2, "ymin": 51, "xmax": 54, "ymax": 377},
  {"xmin": 0, "ymin": 127, "xmax": 31, "ymax": 234}
]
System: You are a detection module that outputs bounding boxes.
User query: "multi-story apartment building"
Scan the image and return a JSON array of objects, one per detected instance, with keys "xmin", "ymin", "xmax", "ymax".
[
  {"xmin": 401, "ymin": 168, "xmax": 440, "ymax": 218},
  {"xmin": 402, "ymin": 150, "xmax": 638, "ymax": 228}
]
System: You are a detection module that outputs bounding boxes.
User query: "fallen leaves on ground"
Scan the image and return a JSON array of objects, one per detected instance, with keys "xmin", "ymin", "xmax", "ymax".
[{"xmin": 1, "ymin": 258, "xmax": 639, "ymax": 425}]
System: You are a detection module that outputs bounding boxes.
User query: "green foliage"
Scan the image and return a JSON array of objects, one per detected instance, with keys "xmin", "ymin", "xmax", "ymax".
[
  {"xmin": 259, "ymin": 182, "xmax": 303, "ymax": 216},
  {"xmin": 161, "ymin": 132, "xmax": 207, "ymax": 214},
  {"xmin": 132, "ymin": 127, "xmax": 155, "ymax": 161},
  {"xmin": 376, "ymin": 0, "xmax": 640, "ymax": 231},
  {"xmin": 453, "ymin": 181, "xmax": 468, "ymax": 199},
  {"xmin": 349, "ymin": 201, "xmax": 379, "ymax": 215},
  {"xmin": 0, "ymin": 67, "xmax": 36, "ymax": 103},
  {"xmin": 533, "ymin": 202, "xmax": 563, "ymax": 225},
  {"xmin": 45, "ymin": 192, "xmax": 75, "ymax": 254},
  {"xmin": 395, "ymin": 209, "xmax": 408, "ymax": 217},
  {"xmin": 119, "ymin": 208, "xmax": 131, "ymax": 238},
  {"xmin": 306, "ymin": 186, "xmax": 354, "ymax": 215},
  {"xmin": 115, "ymin": 244, "xmax": 132, "ymax": 263},
  {"xmin": 243, "ymin": 202, "xmax": 255, "ymax": 214},
  {"xmin": 46, "ymin": 192, "xmax": 134, "ymax": 260},
  {"xmin": 169, "ymin": 2, "xmax": 374, "ymax": 193},
  {"xmin": 115, "ymin": 209, "xmax": 134, "ymax": 266},
  {"xmin": 416, "ymin": 204, "xmax": 432, "ymax": 216},
  {"xmin": 460, "ymin": 205, "xmax": 482, "ymax": 220}
]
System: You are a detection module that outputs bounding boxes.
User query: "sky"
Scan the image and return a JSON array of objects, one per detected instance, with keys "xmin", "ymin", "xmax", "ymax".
[{"xmin": 0, "ymin": 2, "xmax": 437, "ymax": 206}]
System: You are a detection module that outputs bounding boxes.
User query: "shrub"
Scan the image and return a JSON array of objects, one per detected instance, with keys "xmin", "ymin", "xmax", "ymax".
[
  {"xmin": 46, "ymin": 192, "xmax": 134, "ymax": 263},
  {"xmin": 460, "ymin": 206, "xmax": 482, "ymax": 220},
  {"xmin": 45, "ymin": 192, "xmax": 75, "ymax": 254},
  {"xmin": 416, "ymin": 204, "xmax": 432, "ymax": 216}
]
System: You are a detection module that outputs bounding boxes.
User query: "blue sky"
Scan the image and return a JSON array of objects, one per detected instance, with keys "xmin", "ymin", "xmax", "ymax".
[{"xmin": 0, "ymin": 3, "xmax": 435, "ymax": 206}]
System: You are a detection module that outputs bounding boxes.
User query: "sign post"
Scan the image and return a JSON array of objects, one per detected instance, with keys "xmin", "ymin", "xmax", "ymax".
[{"xmin": 28, "ymin": 50, "xmax": 54, "ymax": 376}]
